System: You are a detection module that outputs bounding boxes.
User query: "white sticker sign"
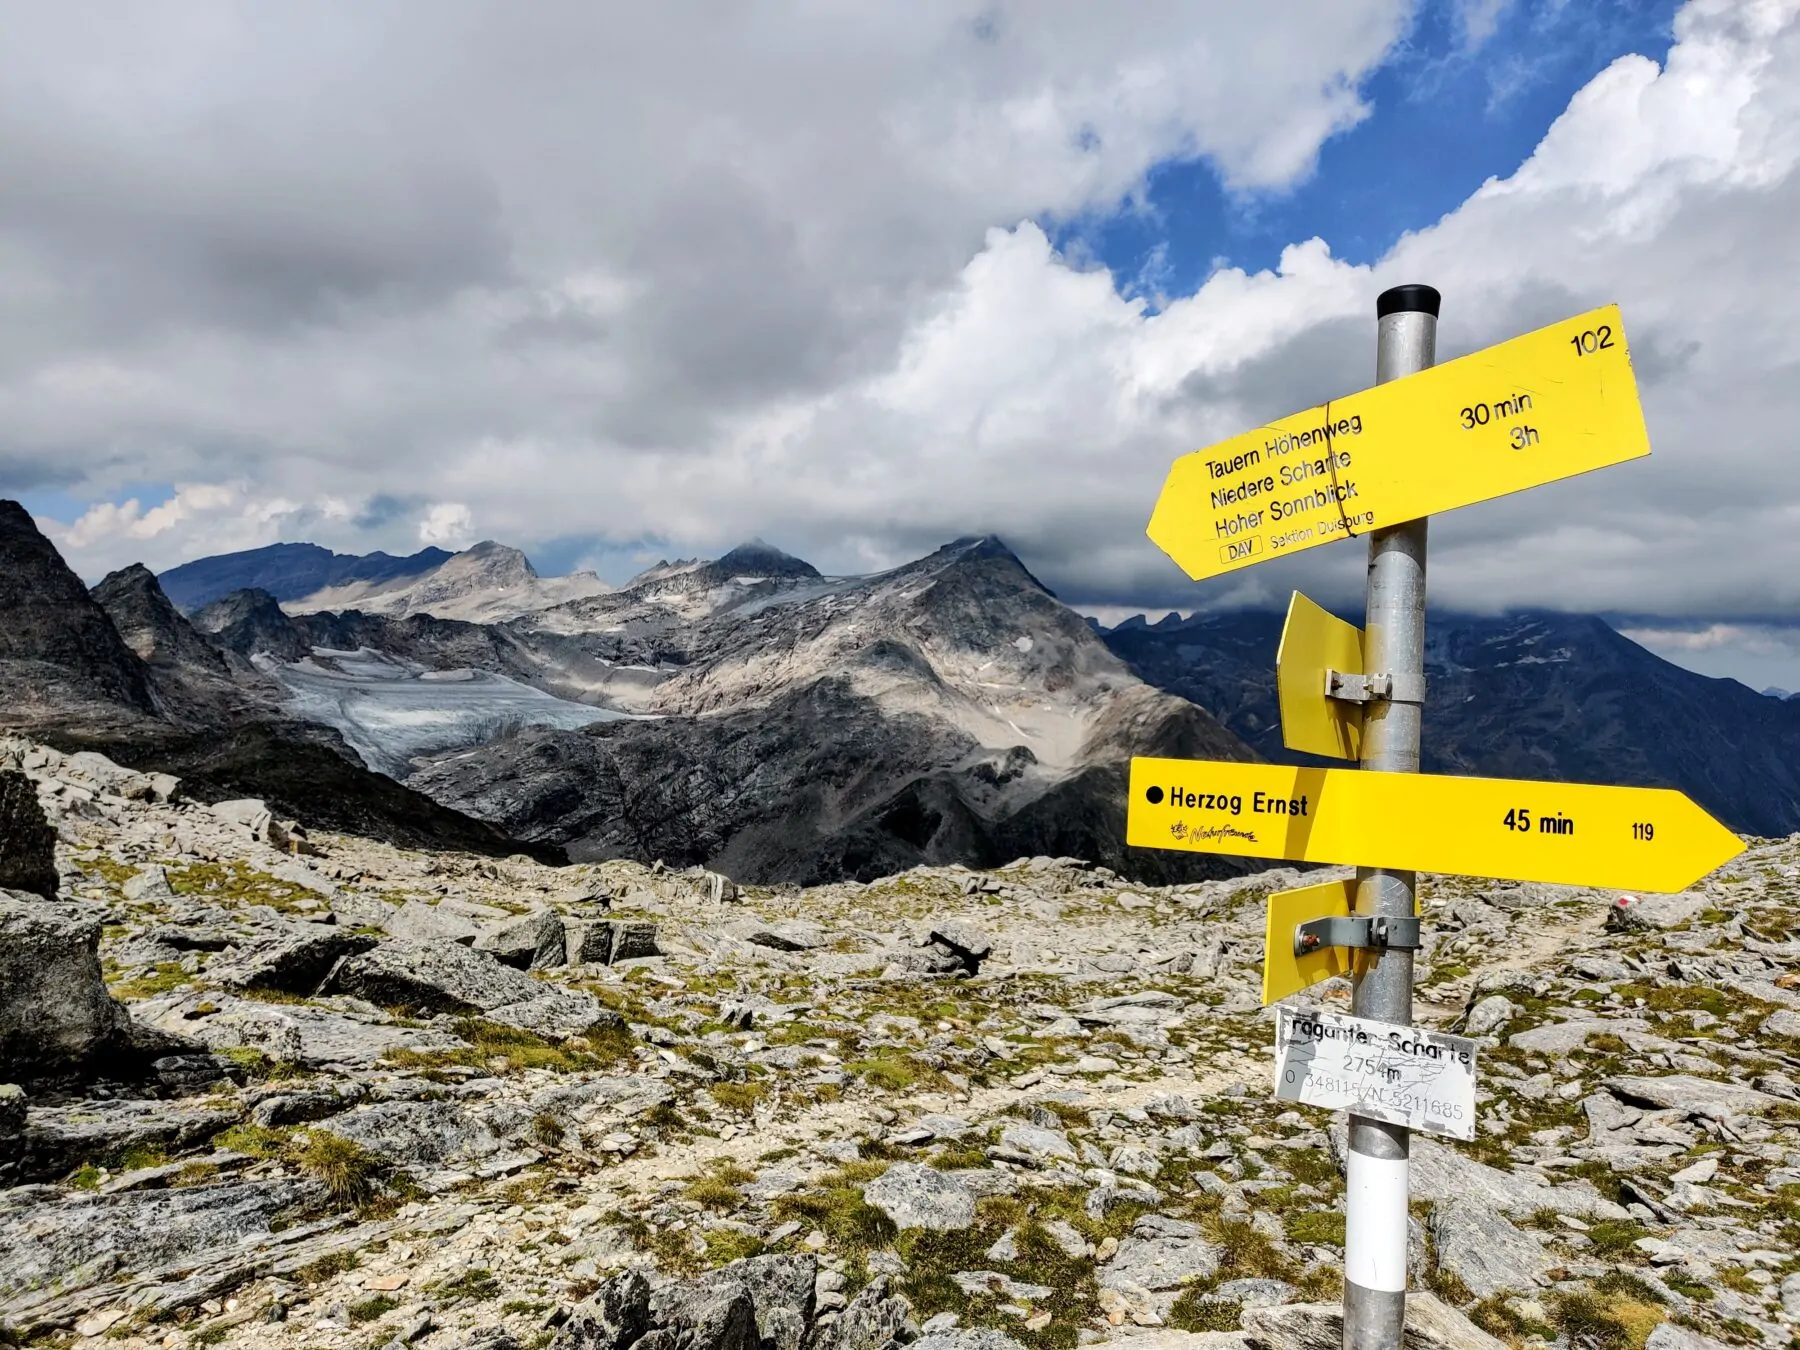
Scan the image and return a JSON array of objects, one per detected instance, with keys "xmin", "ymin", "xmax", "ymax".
[{"xmin": 1274, "ymin": 1006, "xmax": 1478, "ymax": 1141}]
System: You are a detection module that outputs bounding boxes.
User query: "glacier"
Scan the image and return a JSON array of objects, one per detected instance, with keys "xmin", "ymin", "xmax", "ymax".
[{"xmin": 256, "ymin": 647, "xmax": 631, "ymax": 778}]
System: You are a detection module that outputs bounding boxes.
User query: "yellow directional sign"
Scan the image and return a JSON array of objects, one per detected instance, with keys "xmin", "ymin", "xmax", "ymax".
[
  {"xmin": 1148, "ymin": 304, "xmax": 1650, "ymax": 582},
  {"xmin": 1276, "ymin": 591, "xmax": 1364, "ymax": 760},
  {"xmin": 1260, "ymin": 878, "xmax": 1424, "ymax": 1005},
  {"xmin": 1128, "ymin": 757, "xmax": 1743, "ymax": 893}
]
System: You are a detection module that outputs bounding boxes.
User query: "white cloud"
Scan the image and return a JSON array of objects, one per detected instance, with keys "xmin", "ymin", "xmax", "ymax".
[
  {"xmin": 6, "ymin": 0, "xmax": 1800, "ymax": 630},
  {"xmin": 418, "ymin": 503, "xmax": 474, "ymax": 547},
  {"xmin": 55, "ymin": 482, "xmax": 241, "ymax": 550}
]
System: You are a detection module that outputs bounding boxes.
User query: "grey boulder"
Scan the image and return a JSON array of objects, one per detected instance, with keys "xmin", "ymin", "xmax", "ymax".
[
  {"xmin": 643, "ymin": 1277, "xmax": 760, "ymax": 1350},
  {"xmin": 1644, "ymin": 1326, "xmax": 1734, "ymax": 1350},
  {"xmin": 908, "ymin": 1332, "xmax": 1023, "ymax": 1350},
  {"xmin": 0, "ymin": 1177, "xmax": 325, "ymax": 1328},
  {"xmin": 484, "ymin": 989, "xmax": 625, "ymax": 1043},
  {"xmin": 323, "ymin": 938, "xmax": 548, "ymax": 1014},
  {"xmin": 810, "ymin": 1275, "xmax": 915, "ymax": 1350},
  {"xmin": 552, "ymin": 1269, "xmax": 653, "ymax": 1350},
  {"xmin": 862, "ymin": 1163, "xmax": 976, "ymax": 1231},
  {"xmin": 18, "ymin": 1097, "xmax": 241, "ymax": 1184},
  {"xmin": 744, "ymin": 921, "xmax": 829, "ymax": 953},
  {"xmin": 136, "ymin": 990, "xmax": 463, "ymax": 1068},
  {"xmin": 1101, "ymin": 1214, "xmax": 1221, "ymax": 1292},
  {"xmin": 927, "ymin": 920, "xmax": 994, "ymax": 972},
  {"xmin": 0, "ymin": 892, "xmax": 191, "ymax": 1083},
  {"xmin": 0, "ymin": 771, "xmax": 57, "ymax": 901},
  {"xmin": 475, "ymin": 908, "xmax": 566, "ymax": 970},
  {"xmin": 321, "ymin": 1100, "xmax": 504, "ymax": 1170}
]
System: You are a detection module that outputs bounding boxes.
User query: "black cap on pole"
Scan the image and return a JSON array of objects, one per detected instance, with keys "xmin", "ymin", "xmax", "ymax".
[{"xmin": 1376, "ymin": 284, "xmax": 1441, "ymax": 319}]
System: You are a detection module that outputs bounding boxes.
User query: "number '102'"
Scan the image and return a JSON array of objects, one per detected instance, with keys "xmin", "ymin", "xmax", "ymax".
[{"xmin": 1571, "ymin": 325, "xmax": 1615, "ymax": 355}]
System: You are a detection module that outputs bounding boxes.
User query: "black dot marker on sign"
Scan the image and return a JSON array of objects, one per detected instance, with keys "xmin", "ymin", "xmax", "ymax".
[{"xmin": 1146, "ymin": 787, "xmax": 1164, "ymax": 804}]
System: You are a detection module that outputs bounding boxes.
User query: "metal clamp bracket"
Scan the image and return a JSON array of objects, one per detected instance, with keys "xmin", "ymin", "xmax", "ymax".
[
  {"xmin": 1293, "ymin": 914, "xmax": 1422, "ymax": 957},
  {"xmin": 1325, "ymin": 669, "xmax": 1427, "ymax": 705}
]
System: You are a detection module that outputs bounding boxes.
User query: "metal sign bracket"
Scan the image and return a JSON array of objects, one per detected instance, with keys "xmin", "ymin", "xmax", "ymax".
[
  {"xmin": 1325, "ymin": 669, "xmax": 1426, "ymax": 706},
  {"xmin": 1294, "ymin": 913, "xmax": 1422, "ymax": 956}
]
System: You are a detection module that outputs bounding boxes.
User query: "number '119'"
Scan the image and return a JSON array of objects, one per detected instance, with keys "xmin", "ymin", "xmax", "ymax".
[{"xmin": 1632, "ymin": 822, "xmax": 1655, "ymax": 841}]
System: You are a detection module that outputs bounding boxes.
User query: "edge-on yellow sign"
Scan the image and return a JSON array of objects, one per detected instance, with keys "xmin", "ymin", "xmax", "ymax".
[
  {"xmin": 1128, "ymin": 757, "xmax": 1743, "ymax": 893},
  {"xmin": 1276, "ymin": 591, "xmax": 1364, "ymax": 760},
  {"xmin": 1148, "ymin": 304, "xmax": 1650, "ymax": 583},
  {"xmin": 1260, "ymin": 878, "xmax": 1423, "ymax": 1005},
  {"xmin": 1262, "ymin": 879, "xmax": 1357, "ymax": 1006}
]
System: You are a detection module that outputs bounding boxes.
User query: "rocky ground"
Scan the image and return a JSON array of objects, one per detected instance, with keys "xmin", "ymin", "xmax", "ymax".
[{"xmin": 2, "ymin": 737, "xmax": 1798, "ymax": 1350}]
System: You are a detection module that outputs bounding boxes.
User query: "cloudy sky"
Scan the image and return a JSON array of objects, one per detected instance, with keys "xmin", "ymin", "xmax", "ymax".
[{"xmin": 4, "ymin": 0, "xmax": 1799, "ymax": 685}]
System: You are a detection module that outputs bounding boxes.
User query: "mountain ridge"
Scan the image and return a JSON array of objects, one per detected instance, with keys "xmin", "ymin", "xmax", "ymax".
[{"xmin": 159, "ymin": 541, "xmax": 454, "ymax": 613}]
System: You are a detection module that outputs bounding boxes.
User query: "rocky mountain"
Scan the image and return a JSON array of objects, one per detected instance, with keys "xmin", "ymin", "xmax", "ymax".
[
  {"xmin": 1102, "ymin": 606, "xmax": 1800, "ymax": 838},
  {"xmin": 407, "ymin": 538, "xmax": 1254, "ymax": 885},
  {"xmin": 158, "ymin": 541, "xmax": 453, "ymax": 613},
  {"xmin": 186, "ymin": 534, "xmax": 1256, "ymax": 884},
  {"xmin": 0, "ymin": 501, "xmax": 564, "ymax": 860},
  {"xmin": 0, "ymin": 501, "xmax": 159, "ymax": 734},
  {"xmin": 0, "ymin": 729, "xmax": 1787, "ymax": 1348},
  {"xmin": 91, "ymin": 564, "xmax": 279, "ymax": 727},
  {"xmin": 191, "ymin": 588, "xmax": 313, "ymax": 663},
  {"xmin": 282, "ymin": 540, "xmax": 612, "ymax": 623},
  {"xmin": 535, "ymin": 538, "xmax": 825, "ymax": 627}
]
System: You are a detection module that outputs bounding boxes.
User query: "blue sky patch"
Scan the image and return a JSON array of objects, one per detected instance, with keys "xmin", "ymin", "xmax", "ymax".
[{"xmin": 1053, "ymin": 0, "xmax": 1681, "ymax": 301}]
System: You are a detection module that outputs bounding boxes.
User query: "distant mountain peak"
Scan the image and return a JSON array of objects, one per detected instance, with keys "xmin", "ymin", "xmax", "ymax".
[
  {"xmin": 160, "ymin": 541, "xmax": 454, "ymax": 612},
  {"xmin": 460, "ymin": 540, "xmax": 539, "ymax": 576},
  {"xmin": 713, "ymin": 540, "xmax": 819, "ymax": 580}
]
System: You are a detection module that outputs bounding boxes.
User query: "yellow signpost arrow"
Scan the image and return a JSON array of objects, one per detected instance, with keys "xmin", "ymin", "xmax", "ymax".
[
  {"xmin": 1147, "ymin": 304, "xmax": 1650, "ymax": 582},
  {"xmin": 1128, "ymin": 757, "xmax": 1743, "ymax": 893}
]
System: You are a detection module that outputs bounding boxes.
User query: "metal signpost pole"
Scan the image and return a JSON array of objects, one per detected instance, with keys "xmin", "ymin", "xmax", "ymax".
[{"xmin": 1342, "ymin": 284, "xmax": 1439, "ymax": 1350}]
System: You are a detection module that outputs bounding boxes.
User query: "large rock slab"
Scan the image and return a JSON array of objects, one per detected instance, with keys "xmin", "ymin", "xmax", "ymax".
[
  {"xmin": 862, "ymin": 1163, "xmax": 975, "ymax": 1231},
  {"xmin": 385, "ymin": 899, "xmax": 483, "ymax": 945},
  {"xmin": 0, "ymin": 770, "xmax": 57, "ymax": 900},
  {"xmin": 1430, "ymin": 1199, "xmax": 1550, "ymax": 1297},
  {"xmin": 321, "ymin": 1100, "xmax": 505, "ymax": 1169},
  {"xmin": 646, "ymin": 1275, "xmax": 761, "ymax": 1350},
  {"xmin": 210, "ymin": 928, "xmax": 378, "ymax": 994},
  {"xmin": 1508, "ymin": 1019, "xmax": 1647, "ymax": 1054},
  {"xmin": 0, "ymin": 1176, "xmax": 324, "ymax": 1328},
  {"xmin": 1603, "ymin": 1074, "xmax": 1785, "ymax": 1118},
  {"xmin": 1605, "ymin": 892, "xmax": 1709, "ymax": 933},
  {"xmin": 927, "ymin": 919, "xmax": 994, "ymax": 973},
  {"xmin": 998, "ymin": 1123, "xmax": 1077, "ymax": 1161},
  {"xmin": 136, "ymin": 991, "xmax": 464, "ymax": 1068},
  {"xmin": 551, "ymin": 1269, "xmax": 653, "ymax": 1350},
  {"xmin": 18, "ymin": 1097, "xmax": 241, "ymax": 1183},
  {"xmin": 743, "ymin": 921, "xmax": 829, "ymax": 953},
  {"xmin": 701, "ymin": 1255, "xmax": 816, "ymax": 1350},
  {"xmin": 485, "ymin": 989, "xmax": 625, "ymax": 1042},
  {"xmin": 609, "ymin": 920, "xmax": 661, "ymax": 963},
  {"xmin": 811, "ymin": 1276, "xmax": 915, "ymax": 1350},
  {"xmin": 323, "ymin": 938, "xmax": 549, "ymax": 1014},
  {"xmin": 1242, "ymin": 1292, "xmax": 1504, "ymax": 1350}
]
